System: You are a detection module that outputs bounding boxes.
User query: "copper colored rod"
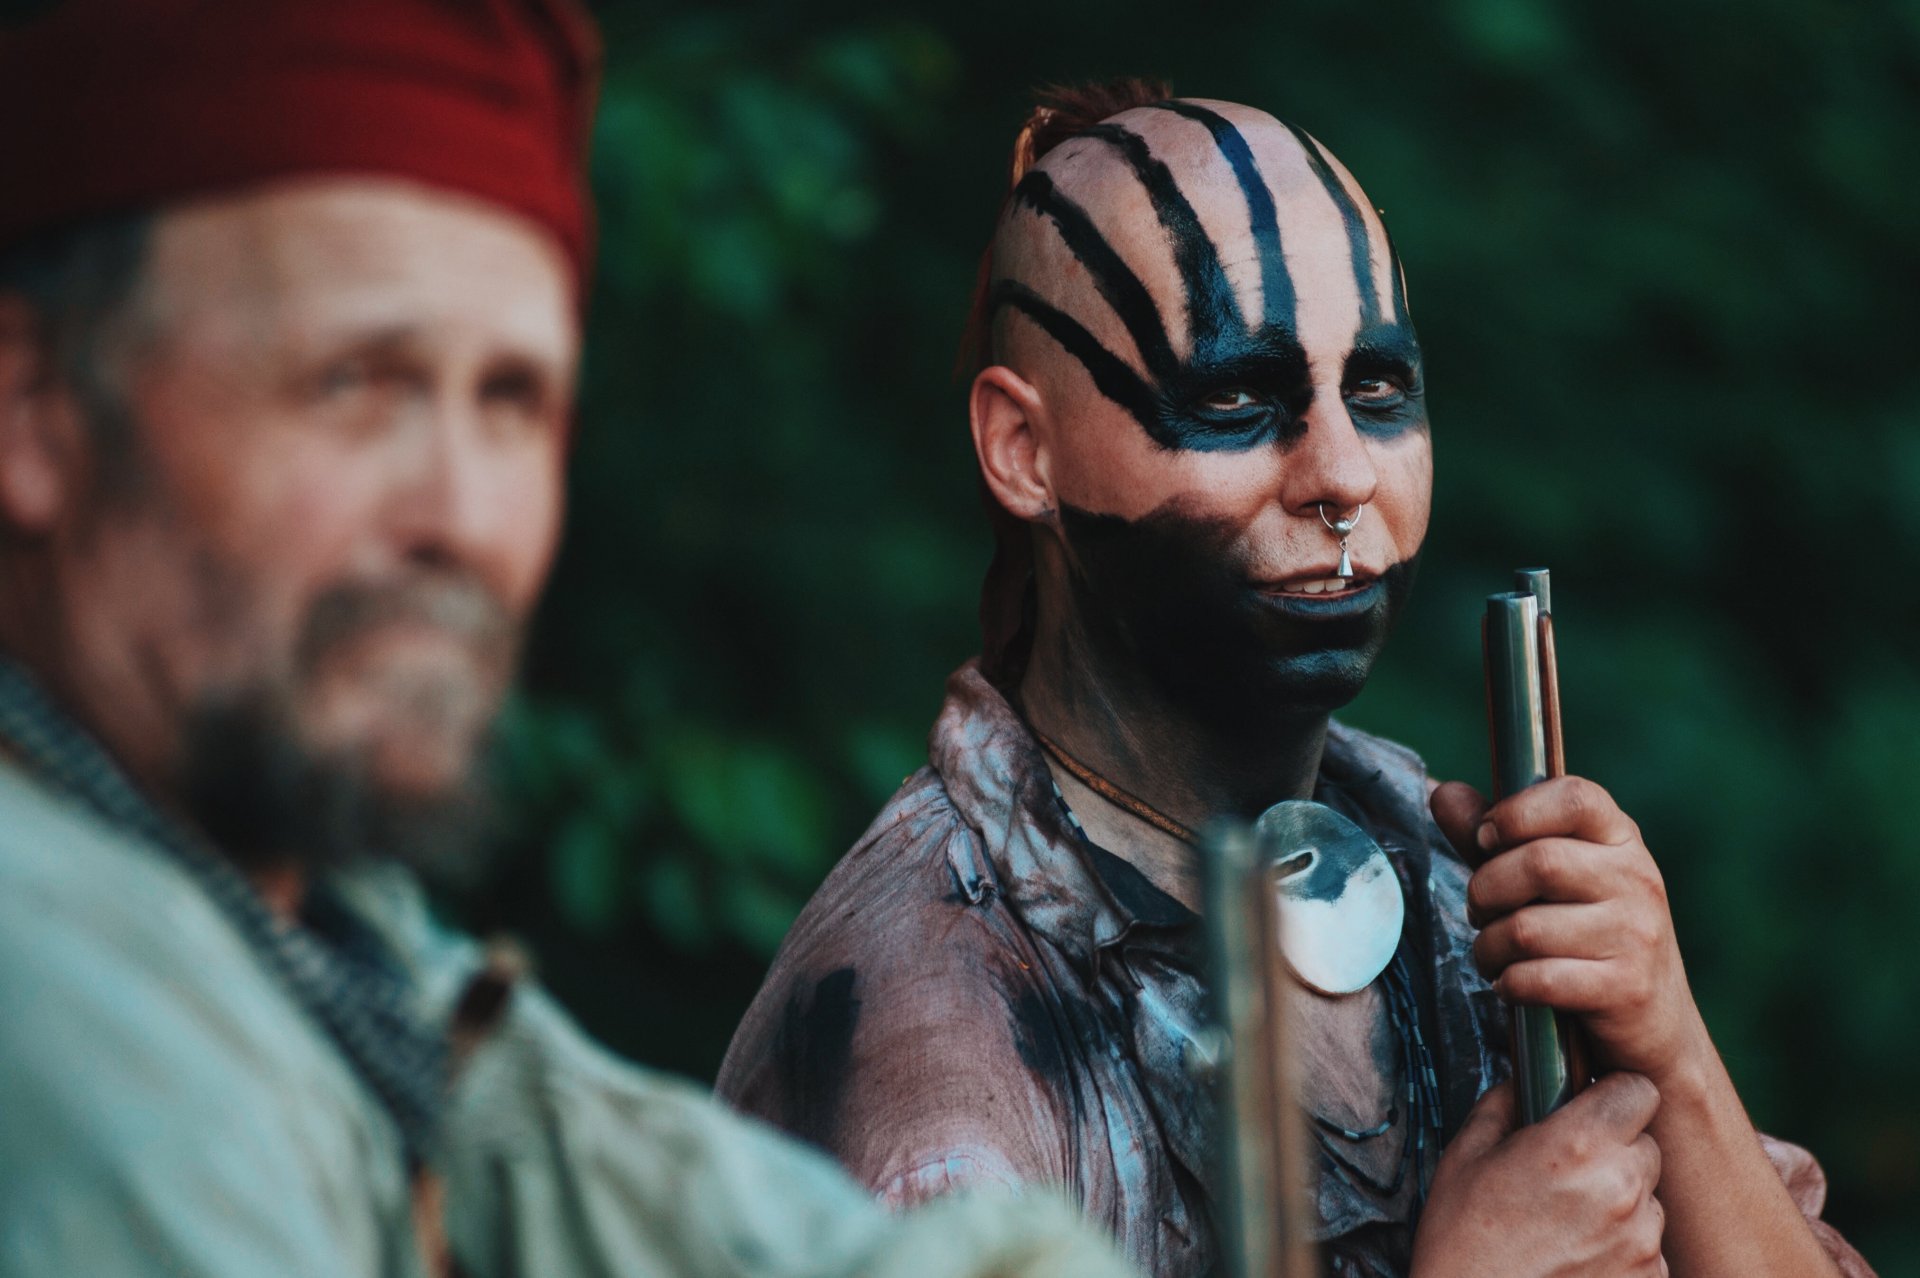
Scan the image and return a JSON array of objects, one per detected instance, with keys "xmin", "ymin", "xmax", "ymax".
[
  {"xmin": 1539, "ymin": 614, "xmax": 1566, "ymax": 780},
  {"xmin": 1533, "ymin": 609, "xmax": 1590, "ymax": 1094}
]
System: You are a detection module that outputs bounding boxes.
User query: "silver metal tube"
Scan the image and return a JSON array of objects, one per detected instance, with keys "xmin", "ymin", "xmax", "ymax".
[
  {"xmin": 1514, "ymin": 567, "xmax": 1552, "ymax": 616},
  {"xmin": 1485, "ymin": 590, "xmax": 1578, "ymax": 1124},
  {"xmin": 1197, "ymin": 821, "xmax": 1312, "ymax": 1278}
]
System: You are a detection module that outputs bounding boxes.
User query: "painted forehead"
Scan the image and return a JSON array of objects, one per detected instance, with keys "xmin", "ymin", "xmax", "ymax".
[{"xmin": 990, "ymin": 99, "xmax": 1415, "ymax": 445}]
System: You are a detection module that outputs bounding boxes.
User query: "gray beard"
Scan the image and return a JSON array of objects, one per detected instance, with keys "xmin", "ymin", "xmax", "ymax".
[{"xmin": 178, "ymin": 688, "xmax": 500, "ymax": 886}]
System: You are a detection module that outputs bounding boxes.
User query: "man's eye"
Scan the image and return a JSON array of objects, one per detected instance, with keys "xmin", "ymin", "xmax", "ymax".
[
  {"xmin": 317, "ymin": 360, "xmax": 371, "ymax": 397},
  {"xmin": 1199, "ymin": 387, "xmax": 1264, "ymax": 415},
  {"xmin": 1347, "ymin": 377, "xmax": 1405, "ymax": 407}
]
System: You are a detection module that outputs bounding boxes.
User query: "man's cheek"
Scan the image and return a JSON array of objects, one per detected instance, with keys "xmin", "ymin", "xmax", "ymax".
[
  {"xmin": 1376, "ymin": 438, "xmax": 1433, "ymax": 557},
  {"xmin": 1181, "ymin": 449, "xmax": 1289, "ymax": 520},
  {"xmin": 500, "ymin": 443, "xmax": 567, "ymax": 608}
]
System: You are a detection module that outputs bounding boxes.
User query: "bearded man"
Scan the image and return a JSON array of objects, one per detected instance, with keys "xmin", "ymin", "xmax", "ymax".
[
  {"xmin": 0, "ymin": 7, "xmax": 1132, "ymax": 1277},
  {"xmin": 716, "ymin": 82, "xmax": 1872, "ymax": 1278}
]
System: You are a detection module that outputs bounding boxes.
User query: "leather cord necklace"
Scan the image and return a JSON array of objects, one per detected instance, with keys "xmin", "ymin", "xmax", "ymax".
[{"xmin": 1032, "ymin": 727, "xmax": 1201, "ymax": 846}]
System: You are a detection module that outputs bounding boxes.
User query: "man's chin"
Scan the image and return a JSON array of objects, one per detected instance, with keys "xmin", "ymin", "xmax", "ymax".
[
  {"xmin": 1167, "ymin": 644, "xmax": 1378, "ymax": 742},
  {"xmin": 181, "ymin": 692, "xmax": 498, "ymax": 881},
  {"xmin": 344, "ymin": 720, "xmax": 492, "ymax": 802},
  {"xmin": 1257, "ymin": 648, "xmax": 1377, "ymax": 714}
]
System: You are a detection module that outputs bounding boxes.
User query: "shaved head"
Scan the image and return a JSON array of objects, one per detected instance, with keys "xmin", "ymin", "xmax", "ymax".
[
  {"xmin": 969, "ymin": 93, "xmax": 1433, "ymax": 741},
  {"xmin": 989, "ymin": 99, "xmax": 1414, "ymax": 453}
]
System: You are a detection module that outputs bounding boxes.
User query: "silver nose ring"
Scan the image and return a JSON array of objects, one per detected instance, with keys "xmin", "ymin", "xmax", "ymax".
[{"xmin": 1318, "ymin": 503, "xmax": 1364, "ymax": 578}]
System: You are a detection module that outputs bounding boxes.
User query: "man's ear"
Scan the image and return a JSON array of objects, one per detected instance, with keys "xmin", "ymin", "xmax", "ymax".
[
  {"xmin": 970, "ymin": 364, "xmax": 1054, "ymax": 523},
  {"xmin": 0, "ymin": 295, "xmax": 79, "ymax": 533}
]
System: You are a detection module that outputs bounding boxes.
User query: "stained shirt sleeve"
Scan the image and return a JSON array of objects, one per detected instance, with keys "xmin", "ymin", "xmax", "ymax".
[
  {"xmin": 717, "ymin": 822, "xmax": 1085, "ymax": 1215},
  {"xmin": 1756, "ymin": 1133, "xmax": 1877, "ymax": 1278}
]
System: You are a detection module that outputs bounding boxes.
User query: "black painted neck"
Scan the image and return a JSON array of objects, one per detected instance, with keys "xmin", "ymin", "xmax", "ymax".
[{"xmin": 1016, "ymin": 570, "xmax": 1328, "ymax": 834}]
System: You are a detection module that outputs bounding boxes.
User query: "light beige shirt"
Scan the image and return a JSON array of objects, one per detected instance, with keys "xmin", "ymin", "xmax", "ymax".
[{"xmin": 0, "ymin": 760, "xmax": 1134, "ymax": 1278}]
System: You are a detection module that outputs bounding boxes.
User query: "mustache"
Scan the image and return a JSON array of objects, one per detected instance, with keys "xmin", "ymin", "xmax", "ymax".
[{"xmin": 294, "ymin": 573, "xmax": 519, "ymax": 675}]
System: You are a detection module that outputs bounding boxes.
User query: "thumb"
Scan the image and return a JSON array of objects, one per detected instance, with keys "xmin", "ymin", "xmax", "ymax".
[
  {"xmin": 1446, "ymin": 1079, "xmax": 1517, "ymax": 1161},
  {"xmin": 1553, "ymin": 1070, "xmax": 1661, "ymax": 1142}
]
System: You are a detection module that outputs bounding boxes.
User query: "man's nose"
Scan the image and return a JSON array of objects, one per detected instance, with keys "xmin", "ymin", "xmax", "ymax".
[
  {"xmin": 387, "ymin": 397, "xmax": 519, "ymax": 576},
  {"xmin": 1281, "ymin": 396, "xmax": 1379, "ymax": 520}
]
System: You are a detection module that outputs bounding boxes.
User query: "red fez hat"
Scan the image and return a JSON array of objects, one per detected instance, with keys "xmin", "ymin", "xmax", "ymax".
[{"xmin": 0, "ymin": 0, "xmax": 600, "ymax": 285}]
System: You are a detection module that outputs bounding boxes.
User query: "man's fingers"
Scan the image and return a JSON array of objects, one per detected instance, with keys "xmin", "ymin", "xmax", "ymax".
[
  {"xmin": 1476, "ymin": 776, "xmax": 1639, "ymax": 853},
  {"xmin": 1494, "ymin": 956, "xmax": 1621, "ymax": 1012},
  {"xmin": 1430, "ymin": 780, "xmax": 1490, "ymax": 865},
  {"xmin": 1471, "ymin": 902, "xmax": 1620, "ymax": 979},
  {"xmin": 1447, "ymin": 1078, "xmax": 1517, "ymax": 1159},
  {"xmin": 1634, "ymin": 1195, "xmax": 1669, "ymax": 1275},
  {"xmin": 1554, "ymin": 1070, "xmax": 1661, "ymax": 1141},
  {"xmin": 1467, "ymin": 838, "xmax": 1635, "ymax": 922}
]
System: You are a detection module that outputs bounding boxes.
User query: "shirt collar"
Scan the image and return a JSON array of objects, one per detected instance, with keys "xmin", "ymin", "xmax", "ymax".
[{"xmin": 925, "ymin": 659, "xmax": 1438, "ymax": 959}]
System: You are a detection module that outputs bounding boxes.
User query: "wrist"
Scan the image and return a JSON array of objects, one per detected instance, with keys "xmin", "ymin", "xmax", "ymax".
[{"xmin": 1644, "ymin": 1018, "xmax": 1734, "ymax": 1126}]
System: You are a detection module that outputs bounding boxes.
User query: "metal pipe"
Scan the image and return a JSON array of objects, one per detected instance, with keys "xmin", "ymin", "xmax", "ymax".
[
  {"xmin": 1196, "ymin": 821, "xmax": 1313, "ymax": 1278},
  {"xmin": 1485, "ymin": 587, "xmax": 1579, "ymax": 1124}
]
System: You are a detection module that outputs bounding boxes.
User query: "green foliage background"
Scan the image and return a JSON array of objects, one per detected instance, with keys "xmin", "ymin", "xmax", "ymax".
[{"xmin": 457, "ymin": 1, "xmax": 1920, "ymax": 1268}]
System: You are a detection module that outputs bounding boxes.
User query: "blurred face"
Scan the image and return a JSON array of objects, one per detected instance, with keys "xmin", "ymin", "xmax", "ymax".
[
  {"xmin": 984, "ymin": 100, "xmax": 1432, "ymax": 728},
  {"xmin": 55, "ymin": 178, "xmax": 576, "ymax": 865}
]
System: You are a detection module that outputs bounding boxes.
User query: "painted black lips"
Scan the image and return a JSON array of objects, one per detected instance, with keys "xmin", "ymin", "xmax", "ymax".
[{"xmin": 1252, "ymin": 578, "xmax": 1387, "ymax": 619}]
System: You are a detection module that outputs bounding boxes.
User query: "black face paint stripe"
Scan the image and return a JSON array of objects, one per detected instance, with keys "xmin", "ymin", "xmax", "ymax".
[
  {"xmin": 990, "ymin": 118, "xmax": 1415, "ymax": 455},
  {"xmin": 1281, "ymin": 122, "xmax": 1381, "ymax": 329},
  {"xmin": 1010, "ymin": 170, "xmax": 1178, "ymax": 380},
  {"xmin": 989, "ymin": 278, "xmax": 1163, "ymax": 433},
  {"xmin": 1081, "ymin": 122, "xmax": 1243, "ymax": 358},
  {"xmin": 1149, "ymin": 100, "xmax": 1297, "ymax": 333},
  {"xmin": 1381, "ymin": 221, "xmax": 1410, "ymax": 326}
]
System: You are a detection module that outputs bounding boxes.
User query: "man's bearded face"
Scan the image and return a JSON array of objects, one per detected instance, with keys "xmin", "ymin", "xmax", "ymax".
[
  {"xmin": 990, "ymin": 100, "xmax": 1434, "ymax": 727},
  {"xmin": 70, "ymin": 178, "xmax": 577, "ymax": 869}
]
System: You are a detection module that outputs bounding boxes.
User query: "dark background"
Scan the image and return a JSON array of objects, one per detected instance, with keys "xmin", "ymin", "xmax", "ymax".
[{"xmin": 453, "ymin": 1, "xmax": 1920, "ymax": 1269}]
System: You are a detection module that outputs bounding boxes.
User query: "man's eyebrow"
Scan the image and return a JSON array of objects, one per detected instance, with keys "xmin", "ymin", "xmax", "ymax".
[
  {"xmin": 1189, "ymin": 339, "xmax": 1311, "ymax": 386},
  {"xmin": 480, "ymin": 349, "xmax": 567, "ymax": 400},
  {"xmin": 301, "ymin": 321, "xmax": 569, "ymax": 374},
  {"xmin": 302, "ymin": 321, "xmax": 425, "ymax": 358},
  {"xmin": 1345, "ymin": 323, "xmax": 1422, "ymax": 373}
]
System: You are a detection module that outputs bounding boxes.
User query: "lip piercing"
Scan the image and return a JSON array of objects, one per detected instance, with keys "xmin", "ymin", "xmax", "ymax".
[{"xmin": 1318, "ymin": 503, "xmax": 1364, "ymax": 579}]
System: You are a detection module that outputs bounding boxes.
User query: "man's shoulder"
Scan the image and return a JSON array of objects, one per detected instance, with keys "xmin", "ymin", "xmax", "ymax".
[
  {"xmin": 0, "ymin": 762, "xmax": 266, "ymax": 987},
  {"xmin": 779, "ymin": 763, "xmax": 1002, "ymax": 952},
  {"xmin": 0, "ymin": 759, "xmax": 185, "ymax": 898},
  {"xmin": 736, "ymin": 762, "xmax": 1022, "ymax": 994},
  {"xmin": 0, "ymin": 766, "xmax": 404, "ymax": 1275},
  {"xmin": 715, "ymin": 764, "xmax": 1050, "ymax": 1110},
  {"xmin": 3, "ymin": 761, "xmax": 258, "ymax": 976},
  {"xmin": 0, "ymin": 760, "xmax": 377, "ymax": 1101}
]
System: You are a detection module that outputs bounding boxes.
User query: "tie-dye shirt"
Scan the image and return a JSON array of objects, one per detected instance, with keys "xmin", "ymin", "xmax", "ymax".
[{"xmin": 717, "ymin": 660, "xmax": 1872, "ymax": 1278}]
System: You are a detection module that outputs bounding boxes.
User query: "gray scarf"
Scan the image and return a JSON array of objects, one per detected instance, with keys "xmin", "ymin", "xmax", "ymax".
[{"xmin": 0, "ymin": 657, "xmax": 447, "ymax": 1163}]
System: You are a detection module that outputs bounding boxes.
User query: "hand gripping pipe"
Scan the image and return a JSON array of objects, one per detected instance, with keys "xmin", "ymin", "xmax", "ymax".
[{"xmin": 1485, "ymin": 568, "xmax": 1589, "ymax": 1124}]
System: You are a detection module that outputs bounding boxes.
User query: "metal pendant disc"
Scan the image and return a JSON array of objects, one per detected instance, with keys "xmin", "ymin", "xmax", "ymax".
[{"xmin": 1253, "ymin": 800, "xmax": 1404, "ymax": 996}]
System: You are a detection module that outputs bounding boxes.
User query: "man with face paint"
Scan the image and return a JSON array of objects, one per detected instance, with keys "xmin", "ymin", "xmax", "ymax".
[{"xmin": 717, "ymin": 82, "xmax": 1872, "ymax": 1278}]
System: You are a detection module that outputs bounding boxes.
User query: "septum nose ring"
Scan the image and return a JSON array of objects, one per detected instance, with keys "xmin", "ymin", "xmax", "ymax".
[{"xmin": 1318, "ymin": 502, "xmax": 1364, "ymax": 579}]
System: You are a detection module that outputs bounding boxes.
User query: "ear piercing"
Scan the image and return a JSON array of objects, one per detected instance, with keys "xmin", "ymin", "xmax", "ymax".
[{"xmin": 1318, "ymin": 503, "xmax": 1364, "ymax": 578}]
